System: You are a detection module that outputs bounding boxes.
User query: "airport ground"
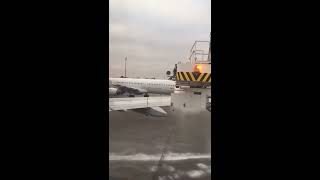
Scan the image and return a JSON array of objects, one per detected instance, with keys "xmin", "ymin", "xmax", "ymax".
[{"xmin": 109, "ymin": 106, "xmax": 211, "ymax": 180}]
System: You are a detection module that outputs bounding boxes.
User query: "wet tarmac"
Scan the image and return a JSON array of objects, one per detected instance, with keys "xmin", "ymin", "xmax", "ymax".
[{"xmin": 109, "ymin": 108, "xmax": 211, "ymax": 180}]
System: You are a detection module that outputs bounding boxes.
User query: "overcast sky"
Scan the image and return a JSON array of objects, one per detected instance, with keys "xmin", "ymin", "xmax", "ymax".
[{"xmin": 109, "ymin": 0, "xmax": 211, "ymax": 78}]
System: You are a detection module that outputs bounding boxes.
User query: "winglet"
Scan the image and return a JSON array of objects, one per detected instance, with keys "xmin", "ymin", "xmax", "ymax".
[{"xmin": 148, "ymin": 107, "xmax": 167, "ymax": 117}]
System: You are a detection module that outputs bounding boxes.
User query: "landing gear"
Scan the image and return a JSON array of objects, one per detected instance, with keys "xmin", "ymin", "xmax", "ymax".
[
  {"xmin": 128, "ymin": 94, "xmax": 135, "ymax": 97},
  {"xmin": 143, "ymin": 93, "xmax": 149, "ymax": 97}
]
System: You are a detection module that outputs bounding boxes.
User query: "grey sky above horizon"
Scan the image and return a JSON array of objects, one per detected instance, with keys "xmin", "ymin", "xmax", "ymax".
[{"xmin": 109, "ymin": 0, "xmax": 211, "ymax": 78}]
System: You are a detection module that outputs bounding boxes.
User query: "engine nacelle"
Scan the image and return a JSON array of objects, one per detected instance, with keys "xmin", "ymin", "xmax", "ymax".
[{"xmin": 109, "ymin": 88, "xmax": 118, "ymax": 95}]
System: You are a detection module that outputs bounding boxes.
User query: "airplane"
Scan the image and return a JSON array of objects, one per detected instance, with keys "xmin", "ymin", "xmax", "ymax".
[
  {"xmin": 109, "ymin": 77, "xmax": 176, "ymax": 97},
  {"xmin": 108, "ymin": 77, "xmax": 175, "ymax": 117}
]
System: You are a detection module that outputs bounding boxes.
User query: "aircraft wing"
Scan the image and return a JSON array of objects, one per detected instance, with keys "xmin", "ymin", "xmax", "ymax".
[{"xmin": 109, "ymin": 96, "xmax": 171, "ymax": 117}]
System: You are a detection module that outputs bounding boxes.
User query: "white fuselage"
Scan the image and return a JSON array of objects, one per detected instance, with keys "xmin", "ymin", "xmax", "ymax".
[{"xmin": 110, "ymin": 78, "xmax": 175, "ymax": 95}]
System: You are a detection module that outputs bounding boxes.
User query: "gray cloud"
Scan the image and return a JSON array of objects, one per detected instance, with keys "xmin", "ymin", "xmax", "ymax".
[{"xmin": 109, "ymin": 0, "xmax": 211, "ymax": 78}]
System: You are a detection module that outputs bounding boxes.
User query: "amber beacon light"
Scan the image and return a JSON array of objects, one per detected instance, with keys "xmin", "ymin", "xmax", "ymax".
[{"xmin": 193, "ymin": 64, "xmax": 201, "ymax": 73}]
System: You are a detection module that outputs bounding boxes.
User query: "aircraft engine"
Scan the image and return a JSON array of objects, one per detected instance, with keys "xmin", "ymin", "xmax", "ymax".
[{"xmin": 109, "ymin": 87, "xmax": 119, "ymax": 95}]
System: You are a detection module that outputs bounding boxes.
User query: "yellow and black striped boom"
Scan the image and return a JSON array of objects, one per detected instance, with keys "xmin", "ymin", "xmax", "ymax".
[{"xmin": 176, "ymin": 71, "xmax": 211, "ymax": 87}]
